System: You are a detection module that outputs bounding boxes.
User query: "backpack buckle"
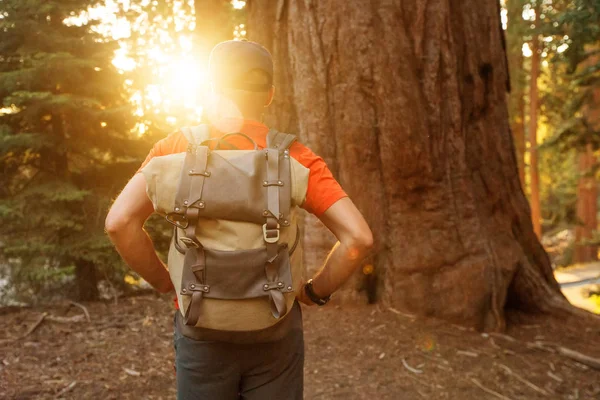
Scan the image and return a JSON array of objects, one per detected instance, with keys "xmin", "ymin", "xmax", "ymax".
[
  {"xmin": 165, "ymin": 212, "xmax": 189, "ymax": 229},
  {"xmin": 262, "ymin": 223, "xmax": 280, "ymax": 243}
]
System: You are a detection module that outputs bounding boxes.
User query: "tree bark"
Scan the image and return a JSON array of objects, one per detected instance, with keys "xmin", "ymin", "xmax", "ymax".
[
  {"xmin": 247, "ymin": 0, "xmax": 597, "ymax": 331},
  {"xmin": 574, "ymin": 144, "xmax": 598, "ymax": 263},
  {"xmin": 513, "ymin": 62, "xmax": 527, "ymax": 189},
  {"xmin": 506, "ymin": 0, "xmax": 527, "ymax": 189},
  {"xmin": 528, "ymin": 14, "xmax": 542, "ymax": 239},
  {"xmin": 74, "ymin": 259, "xmax": 99, "ymax": 301},
  {"xmin": 574, "ymin": 82, "xmax": 600, "ymax": 264}
]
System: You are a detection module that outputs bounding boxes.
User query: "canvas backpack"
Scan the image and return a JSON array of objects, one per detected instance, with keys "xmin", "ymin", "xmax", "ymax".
[{"xmin": 141, "ymin": 125, "xmax": 309, "ymax": 331}]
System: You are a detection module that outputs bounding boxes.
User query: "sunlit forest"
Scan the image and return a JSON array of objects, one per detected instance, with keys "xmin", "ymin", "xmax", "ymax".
[{"xmin": 1, "ymin": 1, "xmax": 600, "ymax": 399}]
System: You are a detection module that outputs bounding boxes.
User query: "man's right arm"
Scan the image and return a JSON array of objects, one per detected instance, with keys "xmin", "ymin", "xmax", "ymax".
[
  {"xmin": 298, "ymin": 197, "xmax": 373, "ymax": 304},
  {"xmin": 105, "ymin": 173, "xmax": 174, "ymax": 293}
]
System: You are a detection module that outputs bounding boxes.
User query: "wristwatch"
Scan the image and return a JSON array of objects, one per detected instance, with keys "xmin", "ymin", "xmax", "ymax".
[{"xmin": 304, "ymin": 279, "xmax": 331, "ymax": 306}]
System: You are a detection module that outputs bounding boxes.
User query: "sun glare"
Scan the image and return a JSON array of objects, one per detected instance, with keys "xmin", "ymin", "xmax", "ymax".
[
  {"xmin": 66, "ymin": 0, "xmax": 248, "ymax": 132},
  {"xmin": 522, "ymin": 43, "xmax": 533, "ymax": 58},
  {"xmin": 232, "ymin": 1, "xmax": 246, "ymax": 10}
]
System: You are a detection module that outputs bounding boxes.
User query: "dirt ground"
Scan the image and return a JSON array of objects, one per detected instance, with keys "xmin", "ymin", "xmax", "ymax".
[{"xmin": 1, "ymin": 295, "xmax": 599, "ymax": 400}]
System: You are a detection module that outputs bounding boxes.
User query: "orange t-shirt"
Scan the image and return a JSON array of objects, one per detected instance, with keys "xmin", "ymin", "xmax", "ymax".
[{"xmin": 138, "ymin": 119, "xmax": 347, "ymax": 216}]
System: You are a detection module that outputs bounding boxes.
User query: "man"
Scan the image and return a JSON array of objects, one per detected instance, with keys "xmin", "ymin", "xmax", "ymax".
[{"xmin": 105, "ymin": 40, "xmax": 373, "ymax": 400}]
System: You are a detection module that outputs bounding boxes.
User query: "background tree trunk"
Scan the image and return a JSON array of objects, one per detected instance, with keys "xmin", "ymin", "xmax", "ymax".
[
  {"xmin": 574, "ymin": 82, "xmax": 600, "ymax": 264},
  {"xmin": 74, "ymin": 259, "xmax": 99, "ymax": 301},
  {"xmin": 506, "ymin": 0, "xmax": 527, "ymax": 189},
  {"xmin": 514, "ymin": 62, "xmax": 527, "ymax": 188},
  {"xmin": 574, "ymin": 144, "xmax": 598, "ymax": 263},
  {"xmin": 528, "ymin": 13, "xmax": 542, "ymax": 239},
  {"xmin": 248, "ymin": 0, "xmax": 593, "ymax": 331}
]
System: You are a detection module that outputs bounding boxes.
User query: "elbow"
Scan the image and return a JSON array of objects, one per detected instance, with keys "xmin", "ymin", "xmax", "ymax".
[
  {"xmin": 105, "ymin": 209, "xmax": 129, "ymax": 238},
  {"xmin": 358, "ymin": 229, "xmax": 374, "ymax": 253},
  {"xmin": 346, "ymin": 228, "xmax": 374, "ymax": 259}
]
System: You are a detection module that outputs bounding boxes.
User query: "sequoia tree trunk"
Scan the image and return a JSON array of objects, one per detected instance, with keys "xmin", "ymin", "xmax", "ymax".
[{"xmin": 247, "ymin": 0, "xmax": 594, "ymax": 331}]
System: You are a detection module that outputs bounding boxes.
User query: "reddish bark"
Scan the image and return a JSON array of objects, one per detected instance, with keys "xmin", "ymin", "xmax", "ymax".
[
  {"xmin": 513, "ymin": 68, "xmax": 527, "ymax": 189},
  {"xmin": 574, "ymin": 144, "xmax": 598, "ymax": 263},
  {"xmin": 506, "ymin": 0, "xmax": 527, "ymax": 189},
  {"xmin": 528, "ymin": 20, "xmax": 542, "ymax": 239}
]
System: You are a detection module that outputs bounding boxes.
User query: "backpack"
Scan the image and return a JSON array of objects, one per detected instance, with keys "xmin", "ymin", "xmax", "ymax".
[{"xmin": 141, "ymin": 125, "xmax": 309, "ymax": 331}]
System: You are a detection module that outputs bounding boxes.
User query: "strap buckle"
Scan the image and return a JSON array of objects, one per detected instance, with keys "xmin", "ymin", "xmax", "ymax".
[
  {"xmin": 165, "ymin": 213, "xmax": 189, "ymax": 229},
  {"xmin": 262, "ymin": 223, "xmax": 280, "ymax": 243}
]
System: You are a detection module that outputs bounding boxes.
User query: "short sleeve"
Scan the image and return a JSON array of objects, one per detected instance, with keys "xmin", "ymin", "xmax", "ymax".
[
  {"xmin": 289, "ymin": 143, "xmax": 348, "ymax": 216},
  {"xmin": 137, "ymin": 131, "xmax": 187, "ymax": 173}
]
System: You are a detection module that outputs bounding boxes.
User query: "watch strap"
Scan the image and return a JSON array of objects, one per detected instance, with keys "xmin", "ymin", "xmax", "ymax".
[{"xmin": 304, "ymin": 279, "xmax": 331, "ymax": 306}]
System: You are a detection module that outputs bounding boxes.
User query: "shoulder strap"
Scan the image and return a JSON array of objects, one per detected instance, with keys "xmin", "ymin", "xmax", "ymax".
[
  {"xmin": 181, "ymin": 125, "xmax": 210, "ymax": 147},
  {"xmin": 266, "ymin": 129, "xmax": 297, "ymax": 150}
]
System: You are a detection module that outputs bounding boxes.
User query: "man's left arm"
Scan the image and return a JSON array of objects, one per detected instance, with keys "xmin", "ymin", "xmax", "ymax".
[{"xmin": 105, "ymin": 173, "xmax": 174, "ymax": 293}]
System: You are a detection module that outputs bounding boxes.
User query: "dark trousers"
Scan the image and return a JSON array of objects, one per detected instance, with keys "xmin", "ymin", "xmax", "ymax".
[{"xmin": 174, "ymin": 318, "xmax": 304, "ymax": 400}]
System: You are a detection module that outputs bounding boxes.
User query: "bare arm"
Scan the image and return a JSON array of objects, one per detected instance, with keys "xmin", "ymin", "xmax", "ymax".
[
  {"xmin": 298, "ymin": 197, "xmax": 373, "ymax": 304},
  {"xmin": 105, "ymin": 173, "xmax": 174, "ymax": 293}
]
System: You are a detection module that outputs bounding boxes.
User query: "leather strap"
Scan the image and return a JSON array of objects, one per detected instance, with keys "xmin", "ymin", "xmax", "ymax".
[
  {"xmin": 279, "ymin": 146, "xmax": 292, "ymax": 227},
  {"xmin": 177, "ymin": 145, "xmax": 211, "ymax": 326},
  {"xmin": 186, "ymin": 146, "xmax": 210, "ymax": 209},
  {"xmin": 266, "ymin": 130, "xmax": 297, "ymax": 150},
  {"xmin": 264, "ymin": 135, "xmax": 286, "ymax": 318},
  {"xmin": 266, "ymin": 129, "xmax": 295, "ymax": 226},
  {"xmin": 173, "ymin": 146, "xmax": 197, "ymax": 215},
  {"xmin": 265, "ymin": 147, "xmax": 280, "ymax": 256}
]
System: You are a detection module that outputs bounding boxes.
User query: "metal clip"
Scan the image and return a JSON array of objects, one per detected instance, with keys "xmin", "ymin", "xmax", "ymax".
[
  {"xmin": 165, "ymin": 213, "xmax": 189, "ymax": 229},
  {"xmin": 262, "ymin": 223, "xmax": 280, "ymax": 243}
]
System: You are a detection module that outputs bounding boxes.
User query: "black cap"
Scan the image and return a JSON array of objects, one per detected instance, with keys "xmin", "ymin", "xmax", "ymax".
[{"xmin": 208, "ymin": 40, "xmax": 273, "ymax": 92}]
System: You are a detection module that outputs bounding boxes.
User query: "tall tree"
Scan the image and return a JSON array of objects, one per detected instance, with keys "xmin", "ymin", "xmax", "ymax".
[
  {"xmin": 0, "ymin": 1, "xmax": 136, "ymax": 301},
  {"xmin": 247, "ymin": 0, "xmax": 596, "ymax": 330},
  {"xmin": 574, "ymin": 143, "xmax": 598, "ymax": 263},
  {"xmin": 528, "ymin": 4, "xmax": 543, "ymax": 238},
  {"xmin": 506, "ymin": 0, "xmax": 528, "ymax": 188},
  {"xmin": 573, "ymin": 81, "xmax": 599, "ymax": 263}
]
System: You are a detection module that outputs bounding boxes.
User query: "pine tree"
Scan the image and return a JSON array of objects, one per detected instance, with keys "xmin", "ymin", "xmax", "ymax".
[{"xmin": 0, "ymin": 0, "xmax": 137, "ymax": 301}]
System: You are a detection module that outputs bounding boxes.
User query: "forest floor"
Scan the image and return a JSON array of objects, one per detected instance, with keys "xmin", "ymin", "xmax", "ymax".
[{"xmin": 1, "ymin": 295, "xmax": 599, "ymax": 400}]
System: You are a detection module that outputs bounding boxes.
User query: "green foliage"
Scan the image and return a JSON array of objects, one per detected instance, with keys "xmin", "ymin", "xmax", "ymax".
[
  {"xmin": 0, "ymin": 0, "xmax": 141, "ymax": 303},
  {"xmin": 545, "ymin": 0, "xmax": 600, "ymax": 151}
]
